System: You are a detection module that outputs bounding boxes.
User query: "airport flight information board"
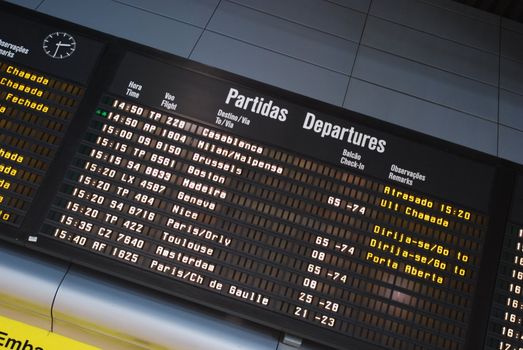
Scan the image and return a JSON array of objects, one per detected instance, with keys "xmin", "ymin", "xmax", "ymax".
[
  {"xmin": 0, "ymin": 3, "xmax": 521, "ymax": 350},
  {"xmin": 485, "ymin": 175, "xmax": 523, "ymax": 350}
]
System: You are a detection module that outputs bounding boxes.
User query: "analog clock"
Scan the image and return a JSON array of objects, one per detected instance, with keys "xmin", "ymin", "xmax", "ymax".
[{"xmin": 43, "ymin": 32, "xmax": 76, "ymax": 59}]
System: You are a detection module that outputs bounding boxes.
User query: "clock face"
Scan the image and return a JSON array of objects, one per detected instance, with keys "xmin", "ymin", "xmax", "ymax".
[{"xmin": 43, "ymin": 32, "xmax": 76, "ymax": 59}]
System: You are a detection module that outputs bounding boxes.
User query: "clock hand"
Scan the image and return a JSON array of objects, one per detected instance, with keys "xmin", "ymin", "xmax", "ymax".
[{"xmin": 52, "ymin": 41, "xmax": 62, "ymax": 57}]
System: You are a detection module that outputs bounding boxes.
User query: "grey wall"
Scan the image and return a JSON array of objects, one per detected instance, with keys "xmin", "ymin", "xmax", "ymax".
[
  {"xmin": 8, "ymin": 0, "xmax": 523, "ymax": 164},
  {"xmin": 2, "ymin": 0, "xmax": 523, "ymax": 349}
]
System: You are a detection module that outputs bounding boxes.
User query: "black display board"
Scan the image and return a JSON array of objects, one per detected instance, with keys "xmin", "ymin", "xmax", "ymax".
[
  {"xmin": 0, "ymin": 3, "xmax": 520, "ymax": 350},
  {"xmin": 484, "ymin": 175, "xmax": 523, "ymax": 350}
]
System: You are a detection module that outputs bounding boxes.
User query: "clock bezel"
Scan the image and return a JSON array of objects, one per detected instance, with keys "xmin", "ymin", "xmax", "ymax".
[{"xmin": 42, "ymin": 31, "xmax": 76, "ymax": 59}]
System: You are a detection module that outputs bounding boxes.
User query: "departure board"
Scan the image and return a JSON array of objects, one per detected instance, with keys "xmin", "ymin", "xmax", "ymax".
[
  {"xmin": 0, "ymin": 3, "xmax": 521, "ymax": 350},
  {"xmin": 39, "ymin": 53, "xmax": 495, "ymax": 350}
]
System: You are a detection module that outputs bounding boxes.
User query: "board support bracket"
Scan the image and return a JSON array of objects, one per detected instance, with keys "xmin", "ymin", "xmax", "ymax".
[{"xmin": 277, "ymin": 333, "xmax": 302, "ymax": 349}]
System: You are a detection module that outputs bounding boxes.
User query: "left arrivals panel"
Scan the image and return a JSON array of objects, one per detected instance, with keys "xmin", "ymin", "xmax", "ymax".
[{"xmin": 0, "ymin": 5, "xmax": 105, "ymax": 229}]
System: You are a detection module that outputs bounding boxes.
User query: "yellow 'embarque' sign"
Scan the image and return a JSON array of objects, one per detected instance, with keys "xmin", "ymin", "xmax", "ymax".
[{"xmin": 0, "ymin": 315, "xmax": 100, "ymax": 350}]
